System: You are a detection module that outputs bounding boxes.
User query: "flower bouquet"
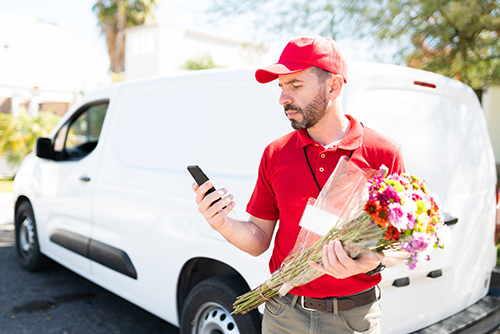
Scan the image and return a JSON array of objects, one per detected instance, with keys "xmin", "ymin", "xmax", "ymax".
[{"xmin": 232, "ymin": 156, "xmax": 451, "ymax": 315}]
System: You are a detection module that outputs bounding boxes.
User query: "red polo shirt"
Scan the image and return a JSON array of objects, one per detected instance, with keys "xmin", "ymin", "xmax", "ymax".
[{"xmin": 246, "ymin": 114, "xmax": 405, "ymax": 298}]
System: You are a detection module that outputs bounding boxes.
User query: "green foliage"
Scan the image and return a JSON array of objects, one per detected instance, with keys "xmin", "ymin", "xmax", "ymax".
[
  {"xmin": 208, "ymin": 0, "xmax": 500, "ymax": 91},
  {"xmin": 93, "ymin": 0, "xmax": 158, "ymax": 73},
  {"xmin": 497, "ymin": 243, "xmax": 500, "ymax": 267},
  {"xmin": 181, "ymin": 53, "xmax": 222, "ymax": 70},
  {"xmin": 358, "ymin": 0, "xmax": 500, "ymax": 91},
  {"xmin": 0, "ymin": 110, "xmax": 61, "ymax": 166},
  {"xmin": 111, "ymin": 72, "xmax": 127, "ymax": 82},
  {"xmin": 0, "ymin": 178, "xmax": 13, "ymax": 193},
  {"xmin": 93, "ymin": 0, "xmax": 158, "ymax": 28}
]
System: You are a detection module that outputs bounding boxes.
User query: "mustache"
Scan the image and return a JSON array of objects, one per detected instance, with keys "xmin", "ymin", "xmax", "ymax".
[{"xmin": 284, "ymin": 104, "xmax": 301, "ymax": 112}]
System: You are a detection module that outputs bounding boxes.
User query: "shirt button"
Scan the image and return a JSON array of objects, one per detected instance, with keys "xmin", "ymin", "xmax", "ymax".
[
  {"xmin": 321, "ymin": 154, "xmax": 326, "ymax": 158},
  {"xmin": 319, "ymin": 167, "xmax": 324, "ymax": 172}
]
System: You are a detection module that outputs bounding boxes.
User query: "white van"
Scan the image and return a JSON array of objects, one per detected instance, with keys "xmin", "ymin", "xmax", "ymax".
[{"xmin": 13, "ymin": 63, "xmax": 500, "ymax": 334}]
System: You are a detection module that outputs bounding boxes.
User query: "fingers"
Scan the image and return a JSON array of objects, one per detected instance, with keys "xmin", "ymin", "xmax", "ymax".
[
  {"xmin": 203, "ymin": 189, "xmax": 234, "ymax": 217},
  {"xmin": 309, "ymin": 240, "xmax": 379, "ymax": 279},
  {"xmin": 194, "ymin": 180, "xmax": 235, "ymax": 229},
  {"xmin": 308, "ymin": 260, "xmax": 326, "ymax": 274},
  {"xmin": 324, "ymin": 240, "xmax": 351, "ymax": 278},
  {"xmin": 193, "ymin": 180, "xmax": 214, "ymax": 205},
  {"xmin": 308, "ymin": 241, "xmax": 346, "ymax": 278},
  {"xmin": 333, "ymin": 240, "xmax": 353, "ymax": 266}
]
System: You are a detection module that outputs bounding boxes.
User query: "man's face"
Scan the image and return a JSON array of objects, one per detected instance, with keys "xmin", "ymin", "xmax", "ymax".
[{"xmin": 278, "ymin": 68, "xmax": 329, "ymax": 130}]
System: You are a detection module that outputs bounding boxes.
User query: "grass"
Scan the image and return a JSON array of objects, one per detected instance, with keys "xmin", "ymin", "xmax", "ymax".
[
  {"xmin": 498, "ymin": 243, "xmax": 500, "ymax": 267},
  {"xmin": 0, "ymin": 178, "xmax": 14, "ymax": 193}
]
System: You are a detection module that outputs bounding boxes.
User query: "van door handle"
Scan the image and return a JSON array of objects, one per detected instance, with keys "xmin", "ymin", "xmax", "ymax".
[
  {"xmin": 79, "ymin": 176, "xmax": 91, "ymax": 182},
  {"xmin": 392, "ymin": 277, "xmax": 410, "ymax": 287},
  {"xmin": 443, "ymin": 213, "xmax": 458, "ymax": 225}
]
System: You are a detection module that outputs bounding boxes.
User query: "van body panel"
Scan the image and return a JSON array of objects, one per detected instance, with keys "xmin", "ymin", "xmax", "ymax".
[
  {"xmin": 344, "ymin": 63, "xmax": 497, "ymax": 333},
  {"xmin": 13, "ymin": 64, "xmax": 499, "ymax": 333},
  {"xmin": 17, "ymin": 87, "xmax": 121, "ymax": 276},
  {"xmin": 88, "ymin": 71, "xmax": 289, "ymax": 324}
]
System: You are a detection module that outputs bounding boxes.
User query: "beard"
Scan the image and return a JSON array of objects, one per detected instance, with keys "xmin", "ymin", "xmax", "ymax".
[{"xmin": 284, "ymin": 89, "xmax": 329, "ymax": 130}]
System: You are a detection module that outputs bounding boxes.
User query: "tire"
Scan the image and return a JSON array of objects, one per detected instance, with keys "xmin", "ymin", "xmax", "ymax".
[
  {"xmin": 180, "ymin": 276, "xmax": 262, "ymax": 334},
  {"xmin": 15, "ymin": 201, "xmax": 52, "ymax": 271}
]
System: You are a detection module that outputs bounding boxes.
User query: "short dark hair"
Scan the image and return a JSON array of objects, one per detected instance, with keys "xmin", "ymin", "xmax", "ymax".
[{"xmin": 311, "ymin": 66, "xmax": 333, "ymax": 83}]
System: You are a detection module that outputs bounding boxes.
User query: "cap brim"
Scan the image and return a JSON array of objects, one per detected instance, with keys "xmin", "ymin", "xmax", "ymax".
[{"xmin": 255, "ymin": 62, "xmax": 312, "ymax": 83}]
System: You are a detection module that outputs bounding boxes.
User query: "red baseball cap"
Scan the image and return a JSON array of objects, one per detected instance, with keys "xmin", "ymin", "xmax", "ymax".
[{"xmin": 255, "ymin": 36, "xmax": 348, "ymax": 84}]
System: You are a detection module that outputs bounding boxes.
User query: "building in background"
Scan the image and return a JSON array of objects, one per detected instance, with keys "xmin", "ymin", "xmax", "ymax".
[
  {"xmin": 0, "ymin": 12, "xmax": 83, "ymax": 117},
  {"xmin": 124, "ymin": 24, "xmax": 270, "ymax": 80},
  {"xmin": 0, "ymin": 12, "xmax": 84, "ymax": 177}
]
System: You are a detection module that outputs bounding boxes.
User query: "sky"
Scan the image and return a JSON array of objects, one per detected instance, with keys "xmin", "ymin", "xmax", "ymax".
[
  {"xmin": 0, "ymin": 0, "xmax": 230, "ymax": 92},
  {"xmin": 0, "ymin": 0, "xmax": 390, "ymax": 92}
]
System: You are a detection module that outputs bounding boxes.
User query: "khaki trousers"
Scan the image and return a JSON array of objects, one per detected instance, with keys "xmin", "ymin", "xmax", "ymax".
[{"xmin": 262, "ymin": 293, "xmax": 382, "ymax": 334}]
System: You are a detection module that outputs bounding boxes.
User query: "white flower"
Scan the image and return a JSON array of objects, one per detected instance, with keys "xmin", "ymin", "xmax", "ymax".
[
  {"xmin": 423, "ymin": 235, "xmax": 437, "ymax": 255},
  {"xmin": 402, "ymin": 196, "xmax": 418, "ymax": 214},
  {"xmin": 436, "ymin": 225, "xmax": 451, "ymax": 247}
]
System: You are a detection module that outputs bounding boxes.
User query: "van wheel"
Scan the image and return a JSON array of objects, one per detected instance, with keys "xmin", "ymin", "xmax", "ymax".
[
  {"xmin": 180, "ymin": 276, "xmax": 261, "ymax": 334},
  {"xmin": 15, "ymin": 201, "xmax": 52, "ymax": 271}
]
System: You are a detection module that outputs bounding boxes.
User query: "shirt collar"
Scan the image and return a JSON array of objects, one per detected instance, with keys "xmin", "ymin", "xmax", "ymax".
[{"xmin": 295, "ymin": 114, "xmax": 363, "ymax": 150}]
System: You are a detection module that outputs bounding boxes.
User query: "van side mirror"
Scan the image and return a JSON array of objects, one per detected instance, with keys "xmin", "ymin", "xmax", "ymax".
[{"xmin": 36, "ymin": 137, "xmax": 55, "ymax": 160}]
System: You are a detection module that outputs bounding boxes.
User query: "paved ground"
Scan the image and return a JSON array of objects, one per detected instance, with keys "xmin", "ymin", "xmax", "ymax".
[
  {"xmin": 0, "ymin": 193, "xmax": 179, "ymax": 334},
  {"xmin": 3, "ymin": 192, "xmax": 500, "ymax": 334},
  {"xmin": 0, "ymin": 192, "xmax": 14, "ymax": 229}
]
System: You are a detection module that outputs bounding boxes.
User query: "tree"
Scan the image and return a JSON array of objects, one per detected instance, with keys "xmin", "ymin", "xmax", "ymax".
[
  {"xmin": 401, "ymin": 0, "xmax": 500, "ymax": 94},
  {"xmin": 208, "ymin": 0, "xmax": 500, "ymax": 92},
  {"xmin": 0, "ymin": 109, "xmax": 61, "ymax": 166},
  {"xmin": 181, "ymin": 53, "xmax": 223, "ymax": 70},
  {"xmin": 93, "ymin": 0, "xmax": 158, "ymax": 74}
]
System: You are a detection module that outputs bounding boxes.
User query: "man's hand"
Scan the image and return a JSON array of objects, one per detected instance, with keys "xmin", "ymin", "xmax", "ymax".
[
  {"xmin": 192, "ymin": 180, "xmax": 235, "ymax": 230},
  {"xmin": 191, "ymin": 180, "xmax": 277, "ymax": 257},
  {"xmin": 308, "ymin": 240, "xmax": 382, "ymax": 279}
]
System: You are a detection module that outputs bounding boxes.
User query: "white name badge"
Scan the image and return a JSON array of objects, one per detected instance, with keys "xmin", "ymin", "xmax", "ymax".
[{"xmin": 298, "ymin": 204, "xmax": 340, "ymax": 236}]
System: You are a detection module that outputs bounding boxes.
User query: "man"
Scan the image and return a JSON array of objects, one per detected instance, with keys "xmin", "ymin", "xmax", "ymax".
[{"xmin": 193, "ymin": 36, "xmax": 405, "ymax": 333}]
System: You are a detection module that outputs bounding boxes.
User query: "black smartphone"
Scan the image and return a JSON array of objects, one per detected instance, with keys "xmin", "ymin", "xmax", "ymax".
[{"xmin": 187, "ymin": 165, "xmax": 221, "ymax": 206}]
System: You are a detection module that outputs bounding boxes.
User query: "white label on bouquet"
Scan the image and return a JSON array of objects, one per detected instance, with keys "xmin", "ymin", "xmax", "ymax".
[{"xmin": 299, "ymin": 204, "xmax": 340, "ymax": 236}]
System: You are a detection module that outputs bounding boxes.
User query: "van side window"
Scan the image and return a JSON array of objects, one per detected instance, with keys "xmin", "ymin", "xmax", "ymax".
[{"xmin": 53, "ymin": 102, "xmax": 108, "ymax": 160}]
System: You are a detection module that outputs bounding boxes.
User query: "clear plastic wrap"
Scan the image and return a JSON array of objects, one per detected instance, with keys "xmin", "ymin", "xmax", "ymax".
[{"xmin": 232, "ymin": 157, "xmax": 449, "ymax": 315}]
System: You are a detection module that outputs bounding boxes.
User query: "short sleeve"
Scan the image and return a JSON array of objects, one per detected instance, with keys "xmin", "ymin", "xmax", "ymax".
[{"xmin": 246, "ymin": 147, "xmax": 280, "ymax": 221}]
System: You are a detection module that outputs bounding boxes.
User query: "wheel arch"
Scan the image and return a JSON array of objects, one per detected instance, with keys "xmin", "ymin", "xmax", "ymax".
[
  {"xmin": 15, "ymin": 195, "xmax": 31, "ymax": 216},
  {"xmin": 176, "ymin": 257, "xmax": 250, "ymax": 322},
  {"xmin": 13, "ymin": 195, "xmax": 52, "ymax": 271}
]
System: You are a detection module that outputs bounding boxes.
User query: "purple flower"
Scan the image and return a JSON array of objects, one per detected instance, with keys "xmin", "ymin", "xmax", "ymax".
[
  {"xmin": 378, "ymin": 165, "xmax": 389, "ymax": 177},
  {"xmin": 407, "ymin": 258, "xmax": 418, "ymax": 270},
  {"xmin": 401, "ymin": 242, "xmax": 415, "ymax": 254},
  {"xmin": 410, "ymin": 232, "xmax": 431, "ymax": 252},
  {"xmin": 392, "ymin": 174, "xmax": 410, "ymax": 186}
]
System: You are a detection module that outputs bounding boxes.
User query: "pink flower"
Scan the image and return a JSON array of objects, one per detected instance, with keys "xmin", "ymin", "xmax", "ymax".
[
  {"xmin": 379, "ymin": 186, "xmax": 401, "ymax": 204},
  {"xmin": 387, "ymin": 203, "xmax": 407, "ymax": 230},
  {"xmin": 406, "ymin": 212, "xmax": 416, "ymax": 229},
  {"xmin": 410, "ymin": 232, "xmax": 432, "ymax": 252}
]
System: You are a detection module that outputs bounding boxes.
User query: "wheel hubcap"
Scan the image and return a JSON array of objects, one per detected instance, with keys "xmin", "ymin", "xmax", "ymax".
[
  {"xmin": 19, "ymin": 216, "xmax": 35, "ymax": 259},
  {"xmin": 192, "ymin": 302, "xmax": 240, "ymax": 334}
]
